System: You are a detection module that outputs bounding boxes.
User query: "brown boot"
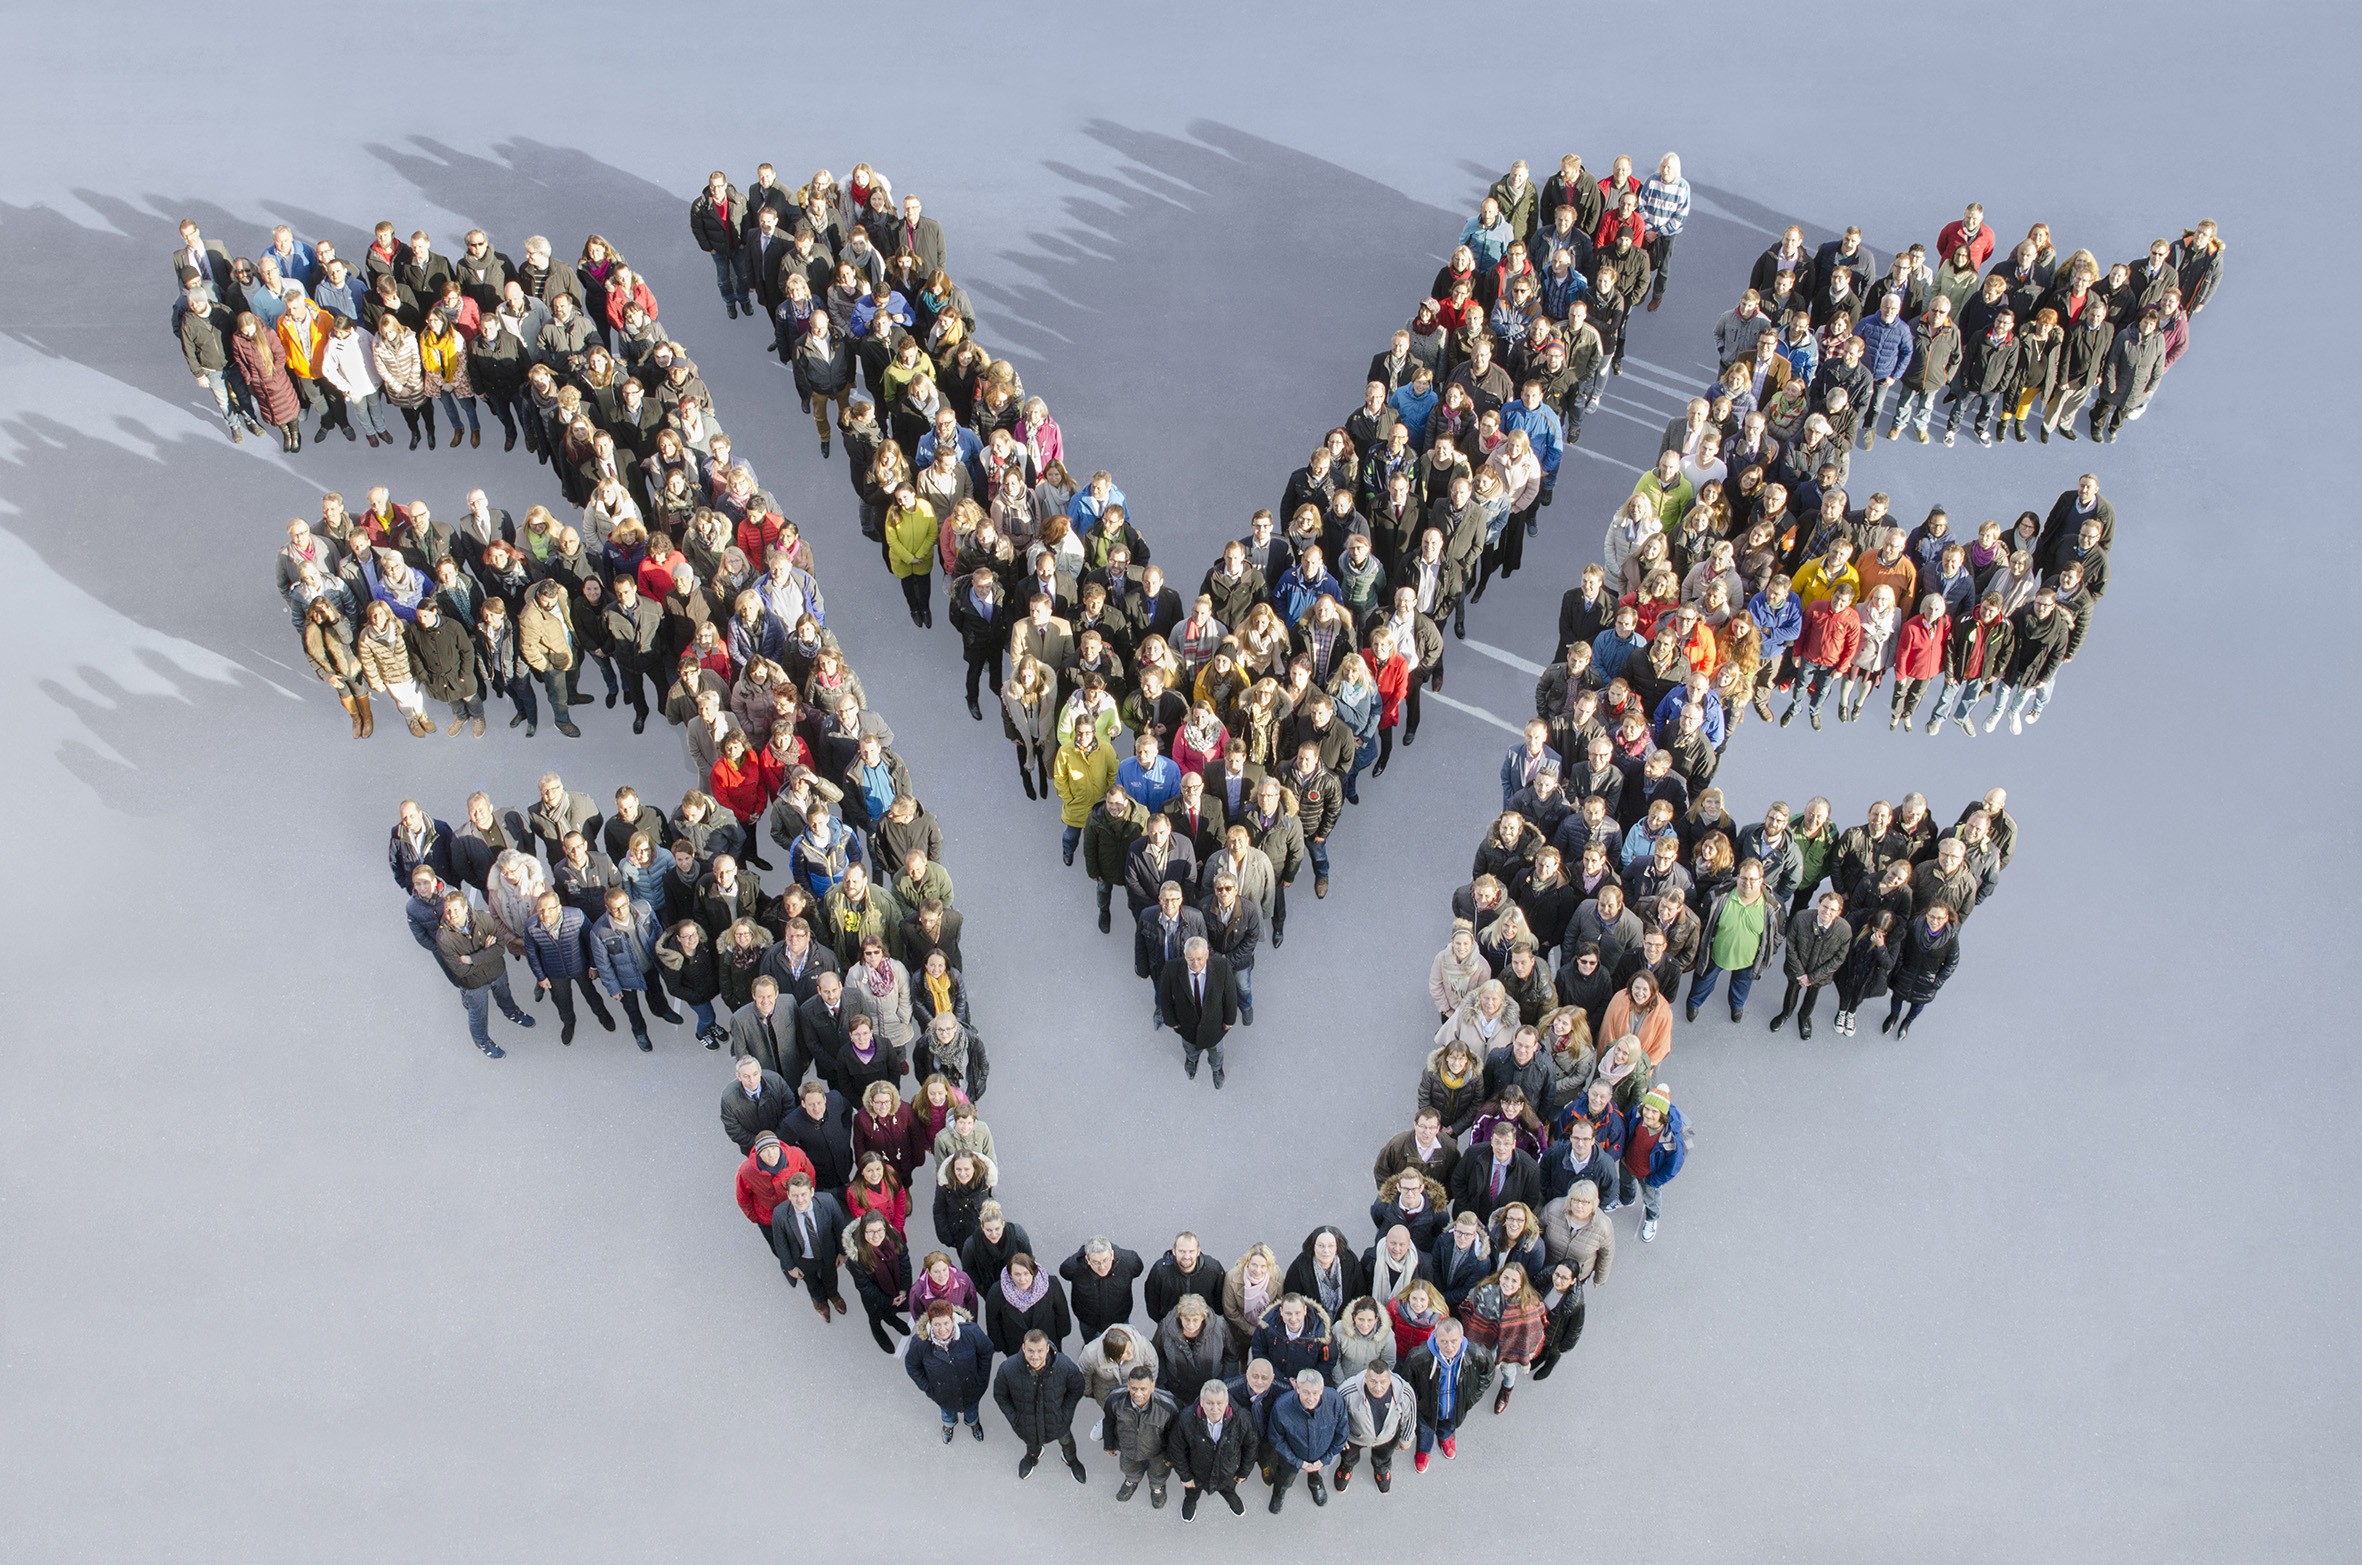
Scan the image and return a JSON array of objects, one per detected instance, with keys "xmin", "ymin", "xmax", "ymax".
[
  {"xmin": 355, "ymin": 690, "xmax": 374, "ymax": 737},
  {"xmin": 339, "ymin": 690, "xmax": 362, "ymax": 737}
]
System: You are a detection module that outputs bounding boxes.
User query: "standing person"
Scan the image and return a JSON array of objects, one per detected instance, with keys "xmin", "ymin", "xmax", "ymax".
[
  {"xmin": 589, "ymin": 886, "xmax": 683, "ymax": 1052},
  {"xmin": 1265, "ymin": 1369, "xmax": 1348, "ymax": 1513},
  {"xmin": 992, "ymin": 1331, "xmax": 1090, "ymax": 1483},
  {"xmin": 1335, "ymin": 1360, "xmax": 1418, "ymax": 1493},
  {"xmin": 848, "ymin": 1211, "xmax": 915, "ymax": 1352},
  {"xmin": 1061, "ymin": 1237, "xmax": 1147, "ymax": 1341},
  {"xmin": 1402, "ymin": 1318, "xmax": 1494, "ymax": 1472},
  {"xmin": 1166, "ymin": 1380, "xmax": 1254, "ymax": 1520},
  {"xmin": 1881, "ymin": 903, "xmax": 1961, "ymax": 1039},
  {"xmin": 521, "ymin": 890, "xmax": 614, "ymax": 1044},
  {"xmin": 1103, "ymin": 1365, "xmax": 1179, "ymax": 1506},
  {"xmin": 690, "ymin": 169, "xmax": 752, "ymax": 318},
  {"xmin": 1157, "ymin": 936, "xmax": 1239, "ymax": 1088},
  {"xmin": 1459, "ymin": 1262, "xmax": 1548, "ymax": 1413},
  {"xmin": 905, "ymin": 1302, "xmax": 994, "ymax": 1443},
  {"xmin": 769, "ymin": 1172, "xmax": 849, "ymax": 1321},
  {"xmin": 1617, "ymin": 1086, "xmax": 1688, "ymax": 1243},
  {"xmin": 1769, "ymin": 890, "xmax": 1852, "ymax": 1039},
  {"xmin": 230, "ymin": 310, "xmax": 303, "ymax": 451},
  {"xmin": 429, "ymin": 891, "xmax": 536, "ymax": 1059},
  {"xmin": 1638, "ymin": 152, "xmax": 1690, "ymax": 311},
  {"xmin": 1688, "ymin": 859, "xmax": 1778, "ymax": 1023},
  {"xmin": 884, "ymin": 485, "xmax": 938, "ymax": 627}
]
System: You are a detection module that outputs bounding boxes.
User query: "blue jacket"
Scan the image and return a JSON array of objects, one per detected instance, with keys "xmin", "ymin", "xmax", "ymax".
[
  {"xmin": 1621, "ymin": 1103, "xmax": 1688, "ymax": 1187},
  {"xmin": 1539, "ymin": 266, "xmax": 1589, "ymax": 320},
  {"xmin": 1589, "ymin": 627, "xmax": 1646, "ymax": 683},
  {"xmin": 1501, "ymin": 399, "xmax": 1564, "ymax": 479},
  {"xmin": 314, "ymin": 273, "xmax": 371, "ymax": 322},
  {"xmin": 1117, "ymin": 755, "xmax": 1182, "ymax": 812},
  {"xmin": 589, "ymin": 900, "xmax": 661, "ymax": 992},
  {"xmin": 405, "ymin": 892, "xmax": 445, "ymax": 951},
  {"xmin": 726, "ymin": 612, "xmax": 787, "ymax": 672},
  {"xmin": 1499, "ymin": 742, "xmax": 1560, "ymax": 808},
  {"xmin": 1272, "ymin": 566, "xmax": 1341, "ymax": 625},
  {"xmin": 1747, "ymin": 590, "xmax": 1803, "ymax": 657},
  {"xmin": 1459, "ymin": 216, "xmax": 1512, "ymax": 271},
  {"xmin": 1387, "ymin": 384, "xmax": 1438, "ymax": 446},
  {"xmin": 1856, "ymin": 311, "xmax": 1914, "ymax": 380},
  {"xmin": 1652, "ymin": 686, "xmax": 1725, "ymax": 748},
  {"xmin": 522, "ymin": 908, "xmax": 595, "ymax": 983},
  {"xmin": 389, "ymin": 819, "xmax": 455, "ymax": 889},
  {"xmin": 904, "ymin": 1321, "xmax": 994, "ymax": 1412},
  {"xmin": 1267, "ymin": 1386, "xmax": 1349, "ymax": 1467},
  {"xmin": 786, "ymin": 823, "xmax": 863, "ymax": 898},
  {"xmin": 1068, "ymin": 485, "xmax": 1129, "ymax": 530}
]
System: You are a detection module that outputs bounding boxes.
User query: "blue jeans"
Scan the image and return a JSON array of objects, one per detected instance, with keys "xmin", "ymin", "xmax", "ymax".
[
  {"xmin": 1234, "ymin": 963, "xmax": 1255, "ymax": 1014},
  {"xmin": 1061, "ymin": 824, "xmax": 1082, "ymax": 859},
  {"xmin": 712, "ymin": 248, "xmax": 751, "ymax": 306},
  {"xmin": 1929, "ymin": 677, "xmax": 1985, "ymax": 726},
  {"xmin": 1305, "ymin": 838, "xmax": 1330, "ymax": 883},
  {"xmin": 1415, "ymin": 1412, "xmax": 1461, "ymax": 1454},
  {"xmin": 1688, "ymin": 963, "xmax": 1754, "ymax": 1016},
  {"xmin": 1991, "ymin": 678, "xmax": 2056, "ymax": 722},
  {"xmin": 348, "ymin": 389, "xmax": 391, "ymax": 439},
  {"xmin": 1795, "ymin": 663, "xmax": 1841, "ymax": 718},
  {"xmin": 1862, "ymin": 377, "xmax": 1901, "ymax": 439},
  {"xmin": 194, "ymin": 368, "xmax": 236, "ymax": 429},
  {"xmin": 938, "ymin": 1401, "xmax": 981, "ymax": 1427},
  {"xmin": 537, "ymin": 667, "xmax": 574, "ymax": 727},
  {"xmin": 1892, "ymin": 386, "xmax": 1941, "ymax": 436},
  {"xmin": 435, "ymin": 390, "xmax": 480, "ymax": 435},
  {"xmin": 687, "ymin": 999, "xmax": 718, "ymax": 1034},
  {"xmin": 460, "ymin": 974, "xmax": 524, "ymax": 1048}
]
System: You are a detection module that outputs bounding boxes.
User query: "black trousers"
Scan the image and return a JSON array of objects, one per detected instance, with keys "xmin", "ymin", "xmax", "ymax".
[
  {"xmin": 1336, "ymin": 1441, "xmax": 1394, "ymax": 1477},
  {"xmin": 1775, "ymin": 975, "xmax": 1822, "ymax": 1024},
  {"xmin": 962, "ymin": 645, "xmax": 1002, "ymax": 703},
  {"xmin": 547, "ymin": 974, "xmax": 615, "ymax": 1031}
]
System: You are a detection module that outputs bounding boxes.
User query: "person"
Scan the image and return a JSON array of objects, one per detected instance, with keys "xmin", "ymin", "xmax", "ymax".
[
  {"xmin": 984, "ymin": 1250, "xmax": 1073, "ymax": 1354},
  {"xmin": 847, "ymin": 1210, "xmax": 913, "ymax": 1352},
  {"xmin": 905, "ymin": 1302, "xmax": 993, "ymax": 1443},
  {"xmin": 521, "ymin": 890, "xmax": 613, "ymax": 1045},
  {"xmin": 1689, "ymin": 858, "xmax": 1778, "ymax": 1022},
  {"xmin": 1166, "ymin": 1379, "xmax": 1253, "ymax": 1520},
  {"xmin": 589, "ymin": 886, "xmax": 682, "ymax": 1051},
  {"xmin": 429, "ymin": 891, "xmax": 535, "ymax": 1058},
  {"xmin": 1618, "ymin": 1086, "xmax": 1688, "ymax": 1242},
  {"xmin": 1265, "ymin": 1367, "xmax": 1347, "ymax": 1512},
  {"xmin": 1144, "ymin": 1231, "xmax": 1228, "ymax": 1325},
  {"xmin": 1770, "ymin": 889, "xmax": 1852, "ymax": 1039},
  {"xmin": 1402, "ymin": 1317, "xmax": 1493, "ymax": 1471},
  {"xmin": 992, "ymin": 1330, "xmax": 1089, "ymax": 1483},
  {"xmin": 1157, "ymin": 934, "xmax": 1238, "ymax": 1087},
  {"xmin": 1882, "ymin": 903, "xmax": 1961, "ymax": 1038},
  {"xmin": 1103, "ymin": 1364, "xmax": 1179, "ymax": 1506},
  {"xmin": 768, "ymin": 1171, "xmax": 849, "ymax": 1319},
  {"xmin": 1060, "ymin": 1236, "xmax": 1146, "ymax": 1339},
  {"xmin": 1451, "ymin": 1121, "xmax": 1544, "ymax": 1222}
]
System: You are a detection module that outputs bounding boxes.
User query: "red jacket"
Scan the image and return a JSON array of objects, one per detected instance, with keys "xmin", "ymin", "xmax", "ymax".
[
  {"xmin": 1364, "ymin": 648, "xmax": 1411, "ymax": 728},
  {"xmin": 710, "ymin": 749, "xmax": 781, "ymax": 822},
  {"xmin": 735, "ymin": 1142, "xmax": 817, "ymax": 1226},
  {"xmin": 1891, "ymin": 613, "xmax": 1948, "ymax": 681},
  {"xmin": 1936, "ymin": 219, "xmax": 1995, "ymax": 270},
  {"xmin": 1595, "ymin": 208, "xmax": 1648, "ymax": 252},
  {"xmin": 735, "ymin": 511, "xmax": 785, "ymax": 566},
  {"xmin": 1793, "ymin": 598, "xmax": 1862, "ymax": 671}
]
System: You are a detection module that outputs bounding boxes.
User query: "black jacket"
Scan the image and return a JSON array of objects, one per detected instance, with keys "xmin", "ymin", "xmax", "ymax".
[
  {"xmin": 1157, "ymin": 954, "xmax": 1238, "ymax": 1051},
  {"xmin": 719, "ymin": 1071, "xmax": 792, "ymax": 1153},
  {"xmin": 1402, "ymin": 1341, "xmax": 1496, "ymax": 1427},
  {"xmin": 991, "ymin": 1351, "xmax": 1087, "ymax": 1447},
  {"xmin": 1058, "ymin": 1245, "xmax": 1146, "ymax": 1338},
  {"xmin": 1782, "ymin": 907, "xmax": 1853, "ymax": 984},
  {"xmin": 1165, "ymin": 1401, "xmax": 1256, "ymax": 1488},
  {"xmin": 1143, "ymin": 1250, "xmax": 1229, "ymax": 1324},
  {"xmin": 771, "ymin": 1190, "xmax": 847, "ymax": 1282},
  {"xmin": 984, "ymin": 1276, "xmax": 1075, "ymax": 1356},
  {"xmin": 775, "ymin": 1096, "xmax": 855, "ymax": 1190}
]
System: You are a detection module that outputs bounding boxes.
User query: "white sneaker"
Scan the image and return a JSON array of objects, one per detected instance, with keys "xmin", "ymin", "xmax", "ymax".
[
  {"xmin": 1983, "ymin": 710, "xmax": 2003, "ymax": 733},
  {"xmin": 2007, "ymin": 712, "xmax": 2023, "ymax": 735},
  {"xmin": 2024, "ymin": 708, "xmax": 2042, "ymax": 726},
  {"xmin": 1090, "ymin": 1419, "xmax": 1105, "ymax": 1441},
  {"xmin": 1639, "ymin": 1218, "xmax": 1658, "ymax": 1243},
  {"xmin": 1956, "ymin": 716, "xmax": 1976, "ymax": 737}
]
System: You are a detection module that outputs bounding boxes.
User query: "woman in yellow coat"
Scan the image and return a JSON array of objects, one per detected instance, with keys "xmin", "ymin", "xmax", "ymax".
[
  {"xmin": 882, "ymin": 483, "xmax": 938, "ymax": 626},
  {"xmin": 418, "ymin": 313, "xmax": 482, "ymax": 448},
  {"xmin": 274, "ymin": 295, "xmax": 338, "ymax": 441},
  {"xmin": 1050, "ymin": 721, "xmax": 1116, "ymax": 864}
]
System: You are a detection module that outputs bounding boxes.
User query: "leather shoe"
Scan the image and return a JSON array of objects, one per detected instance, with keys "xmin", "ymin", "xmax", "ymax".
[
  {"xmin": 1018, "ymin": 1454, "xmax": 1039, "ymax": 1479},
  {"xmin": 1210, "ymin": 1063, "xmax": 1226, "ymax": 1089},
  {"xmin": 1307, "ymin": 1473, "xmax": 1328, "ymax": 1506},
  {"xmin": 1797, "ymin": 1015, "xmax": 1814, "ymax": 1040}
]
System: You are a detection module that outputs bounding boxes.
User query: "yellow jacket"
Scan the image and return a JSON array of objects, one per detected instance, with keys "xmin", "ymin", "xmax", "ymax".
[{"xmin": 884, "ymin": 500, "xmax": 938, "ymax": 579}]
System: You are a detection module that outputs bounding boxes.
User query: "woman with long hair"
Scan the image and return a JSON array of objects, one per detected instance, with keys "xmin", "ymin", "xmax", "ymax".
[{"xmin": 845, "ymin": 1210, "xmax": 913, "ymax": 1352}]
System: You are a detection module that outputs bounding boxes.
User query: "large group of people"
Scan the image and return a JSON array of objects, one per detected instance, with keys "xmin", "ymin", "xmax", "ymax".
[{"xmin": 203, "ymin": 145, "xmax": 2094, "ymax": 1517}]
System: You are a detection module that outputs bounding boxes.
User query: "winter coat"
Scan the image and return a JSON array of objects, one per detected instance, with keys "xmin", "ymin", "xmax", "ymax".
[
  {"xmin": 984, "ymin": 1274, "xmax": 1074, "ymax": 1355},
  {"xmin": 1247, "ymin": 1301, "xmax": 1335, "ymax": 1385},
  {"xmin": 1402, "ymin": 1340, "xmax": 1497, "ymax": 1428},
  {"xmin": 1782, "ymin": 907, "xmax": 1853, "ymax": 984},
  {"xmin": 1103, "ymin": 1385, "xmax": 1181, "ymax": 1467},
  {"xmin": 1266, "ymin": 1385, "xmax": 1349, "ymax": 1468},
  {"xmin": 231, "ymin": 328, "xmax": 300, "ymax": 424},
  {"xmin": 1165, "ymin": 1402, "xmax": 1255, "ymax": 1489},
  {"xmin": 1889, "ymin": 916, "xmax": 1961, "ymax": 1003},
  {"xmin": 904, "ymin": 1322, "xmax": 994, "ymax": 1412},
  {"xmin": 991, "ymin": 1351, "xmax": 1086, "ymax": 1447},
  {"xmin": 1153, "ymin": 1312, "xmax": 1233, "ymax": 1403}
]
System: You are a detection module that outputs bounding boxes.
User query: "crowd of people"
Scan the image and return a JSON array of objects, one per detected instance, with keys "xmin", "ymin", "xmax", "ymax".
[{"xmin": 207, "ymin": 147, "xmax": 2083, "ymax": 1516}]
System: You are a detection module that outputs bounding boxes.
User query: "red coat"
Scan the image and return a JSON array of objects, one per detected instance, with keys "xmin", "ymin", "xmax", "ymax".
[
  {"xmin": 231, "ymin": 329, "xmax": 300, "ymax": 425},
  {"xmin": 735, "ymin": 1143, "xmax": 817, "ymax": 1226},
  {"xmin": 1793, "ymin": 598, "xmax": 1862, "ymax": 671},
  {"xmin": 1891, "ymin": 613, "xmax": 1948, "ymax": 681},
  {"xmin": 1936, "ymin": 219, "xmax": 1996, "ymax": 270},
  {"xmin": 1594, "ymin": 208, "xmax": 1648, "ymax": 252},
  {"xmin": 603, "ymin": 276, "xmax": 659, "ymax": 330},
  {"xmin": 736, "ymin": 511, "xmax": 785, "ymax": 566},
  {"xmin": 1364, "ymin": 648, "xmax": 1411, "ymax": 729},
  {"xmin": 710, "ymin": 749, "xmax": 780, "ymax": 823},
  {"xmin": 847, "ymin": 1176, "xmax": 910, "ymax": 1235}
]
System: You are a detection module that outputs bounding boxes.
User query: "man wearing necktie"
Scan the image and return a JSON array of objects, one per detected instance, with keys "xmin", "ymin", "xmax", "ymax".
[
  {"xmin": 768, "ymin": 1173, "xmax": 849, "ymax": 1320},
  {"xmin": 1156, "ymin": 935, "xmax": 1238, "ymax": 1089}
]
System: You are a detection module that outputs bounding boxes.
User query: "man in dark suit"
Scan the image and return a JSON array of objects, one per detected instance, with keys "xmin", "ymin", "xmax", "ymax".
[
  {"xmin": 1166, "ymin": 1380, "xmax": 1254, "ymax": 1519},
  {"xmin": 769, "ymin": 1173, "xmax": 849, "ymax": 1319},
  {"xmin": 729, "ymin": 977, "xmax": 804, "ymax": 1083},
  {"xmin": 171, "ymin": 218, "xmax": 235, "ymax": 297},
  {"xmin": 777, "ymin": 1079, "xmax": 854, "ymax": 1190},
  {"xmin": 1449, "ymin": 1121, "xmax": 1544, "ymax": 1220},
  {"xmin": 1157, "ymin": 937, "xmax": 1239, "ymax": 1088},
  {"xmin": 796, "ymin": 970, "xmax": 854, "ymax": 1093}
]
